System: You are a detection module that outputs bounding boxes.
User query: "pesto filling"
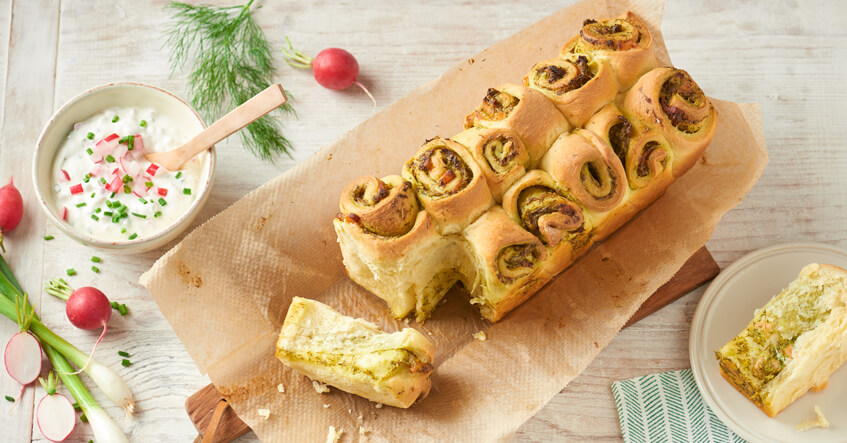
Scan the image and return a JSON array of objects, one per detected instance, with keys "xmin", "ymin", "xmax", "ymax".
[{"xmin": 279, "ymin": 348, "xmax": 425, "ymax": 383}]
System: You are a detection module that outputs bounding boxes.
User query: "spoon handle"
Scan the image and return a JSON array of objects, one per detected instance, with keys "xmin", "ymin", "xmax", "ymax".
[{"xmin": 157, "ymin": 83, "xmax": 287, "ymax": 170}]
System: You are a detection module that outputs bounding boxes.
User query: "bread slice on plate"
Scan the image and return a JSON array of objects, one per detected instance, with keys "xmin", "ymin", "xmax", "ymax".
[
  {"xmin": 715, "ymin": 263, "xmax": 847, "ymax": 417},
  {"xmin": 275, "ymin": 297, "xmax": 435, "ymax": 408}
]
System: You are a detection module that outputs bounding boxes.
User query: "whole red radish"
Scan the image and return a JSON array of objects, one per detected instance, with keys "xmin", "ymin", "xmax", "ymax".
[
  {"xmin": 45, "ymin": 280, "xmax": 112, "ymax": 374},
  {"xmin": 0, "ymin": 178, "xmax": 24, "ymax": 253},
  {"xmin": 66, "ymin": 287, "xmax": 112, "ymax": 330},
  {"xmin": 282, "ymin": 38, "xmax": 376, "ymax": 107}
]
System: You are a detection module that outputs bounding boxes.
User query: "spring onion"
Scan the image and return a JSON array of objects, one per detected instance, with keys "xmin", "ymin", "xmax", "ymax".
[
  {"xmin": 118, "ymin": 351, "xmax": 129, "ymax": 358},
  {"xmin": 43, "ymin": 235, "xmax": 54, "ymax": 240},
  {"xmin": 0, "ymin": 256, "xmax": 135, "ymax": 417}
]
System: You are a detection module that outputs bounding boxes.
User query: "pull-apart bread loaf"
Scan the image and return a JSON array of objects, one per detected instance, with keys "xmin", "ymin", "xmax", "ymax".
[{"xmin": 334, "ymin": 11, "xmax": 718, "ymax": 323}]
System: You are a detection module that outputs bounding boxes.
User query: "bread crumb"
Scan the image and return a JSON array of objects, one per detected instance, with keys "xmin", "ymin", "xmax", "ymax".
[
  {"xmin": 323, "ymin": 403, "xmax": 331, "ymax": 409},
  {"xmin": 257, "ymin": 408, "xmax": 270, "ymax": 419},
  {"xmin": 374, "ymin": 402, "xmax": 383, "ymax": 409},
  {"xmin": 277, "ymin": 383, "xmax": 285, "ymax": 393},
  {"xmin": 359, "ymin": 426, "xmax": 368, "ymax": 435},
  {"xmin": 348, "ymin": 408, "xmax": 352, "ymax": 414},
  {"xmin": 403, "ymin": 318, "xmax": 410, "ymax": 324},
  {"xmin": 357, "ymin": 414, "xmax": 363, "ymax": 420},
  {"xmin": 473, "ymin": 331, "xmax": 487, "ymax": 341},
  {"xmin": 326, "ymin": 425, "xmax": 343, "ymax": 443},
  {"xmin": 797, "ymin": 405, "xmax": 830, "ymax": 431},
  {"xmin": 313, "ymin": 380, "xmax": 330, "ymax": 394}
]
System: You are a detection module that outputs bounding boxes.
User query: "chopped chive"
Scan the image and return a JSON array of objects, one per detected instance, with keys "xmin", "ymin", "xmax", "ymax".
[
  {"xmin": 175, "ymin": 171, "xmax": 182, "ymax": 179},
  {"xmin": 90, "ymin": 192, "xmax": 96, "ymax": 198},
  {"xmin": 158, "ymin": 198, "xmax": 167, "ymax": 206},
  {"xmin": 4, "ymin": 395, "xmax": 13, "ymax": 402},
  {"xmin": 183, "ymin": 188, "xmax": 191, "ymax": 195},
  {"xmin": 154, "ymin": 211, "xmax": 162, "ymax": 218},
  {"xmin": 118, "ymin": 351, "xmax": 130, "ymax": 357},
  {"xmin": 118, "ymin": 304, "xmax": 129, "ymax": 316},
  {"xmin": 110, "ymin": 192, "xmax": 116, "ymax": 198},
  {"xmin": 94, "ymin": 207, "xmax": 102, "ymax": 213},
  {"xmin": 121, "ymin": 212, "xmax": 128, "ymax": 219},
  {"xmin": 86, "ymin": 132, "xmax": 94, "ymax": 140},
  {"xmin": 73, "ymin": 402, "xmax": 81, "ymax": 411},
  {"xmin": 111, "ymin": 115, "xmax": 119, "ymax": 123},
  {"xmin": 138, "ymin": 197, "xmax": 147, "ymax": 204},
  {"xmin": 139, "ymin": 120, "xmax": 147, "ymax": 127},
  {"xmin": 121, "ymin": 359, "xmax": 131, "ymax": 367},
  {"xmin": 111, "ymin": 301, "xmax": 119, "ymax": 309},
  {"xmin": 112, "ymin": 215, "xmax": 121, "ymax": 224},
  {"xmin": 80, "ymin": 413, "xmax": 88, "ymax": 423},
  {"xmin": 90, "ymin": 214, "xmax": 99, "ymax": 221},
  {"xmin": 128, "ymin": 233, "xmax": 138, "ymax": 240},
  {"xmin": 118, "ymin": 135, "xmax": 135, "ymax": 151},
  {"xmin": 66, "ymin": 268, "xmax": 76, "ymax": 276},
  {"xmin": 83, "ymin": 176, "xmax": 90, "ymax": 184},
  {"xmin": 145, "ymin": 181, "xmax": 153, "ymax": 188},
  {"xmin": 123, "ymin": 185, "xmax": 130, "ymax": 194},
  {"xmin": 43, "ymin": 235, "xmax": 54, "ymax": 241},
  {"xmin": 122, "ymin": 174, "xmax": 132, "ymax": 183},
  {"xmin": 105, "ymin": 154, "xmax": 115, "ymax": 163},
  {"xmin": 132, "ymin": 212, "xmax": 146, "ymax": 219},
  {"xmin": 75, "ymin": 202, "xmax": 86, "ymax": 208},
  {"xmin": 99, "ymin": 177, "xmax": 107, "ymax": 185},
  {"xmin": 118, "ymin": 205, "xmax": 128, "ymax": 214},
  {"xmin": 121, "ymin": 228, "xmax": 127, "ymax": 234},
  {"xmin": 86, "ymin": 148, "xmax": 94, "ymax": 155},
  {"xmin": 103, "ymin": 211, "xmax": 113, "ymax": 217},
  {"xmin": 91, "ymin": 266, "xmax": 99, "ymax": 273},
  {"xmin": 91, "ymin": 256, "xmax": 101, "ymax": 263}
]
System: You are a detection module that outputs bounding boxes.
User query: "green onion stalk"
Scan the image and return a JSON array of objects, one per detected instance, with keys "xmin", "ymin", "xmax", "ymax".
[{"xmin": 0, "ymin": 255, "xmax": 133, "ymax": 441}]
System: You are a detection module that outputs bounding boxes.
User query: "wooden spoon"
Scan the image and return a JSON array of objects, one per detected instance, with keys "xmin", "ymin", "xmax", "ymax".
[{"xmin": 146, "ymin": 83, "xmax": 288, "ymax": 171}]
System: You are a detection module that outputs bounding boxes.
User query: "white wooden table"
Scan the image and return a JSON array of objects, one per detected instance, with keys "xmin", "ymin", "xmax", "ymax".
[{"xmin": 0, "ymin": 0, "xmax": 844, "ymax": 441}]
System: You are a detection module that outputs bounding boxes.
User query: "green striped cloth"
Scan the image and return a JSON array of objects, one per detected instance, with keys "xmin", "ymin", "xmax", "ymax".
[{"xmin": 611, "ymin": 369, "xmax": 746, "ymax": 443}]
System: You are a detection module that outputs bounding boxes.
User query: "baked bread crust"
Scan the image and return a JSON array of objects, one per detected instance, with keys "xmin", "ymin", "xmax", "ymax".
[{"xmin": 464, "ymin": 83, "xmax": 571, "ymax": 166}]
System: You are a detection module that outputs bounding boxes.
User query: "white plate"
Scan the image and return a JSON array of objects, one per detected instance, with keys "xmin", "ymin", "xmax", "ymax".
[{"xmin": 690, "ymin": 242, "xmax": 847, "ymax": 442}]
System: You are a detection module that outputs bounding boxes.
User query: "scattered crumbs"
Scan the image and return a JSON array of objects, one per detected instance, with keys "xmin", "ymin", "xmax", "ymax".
[
  {"xmin": 257, "ymin": 408, "xmax": 271, "ymax": 420},
  {"xmin": 473, "ymin": 331, "xmax": 487, "ymax": 341},
  {"xmin": 313, "ymin": 380, "xmax": 330, "ymax": 394},
  {"xmin": 357, "ymin": 414, "xmax": 363, "ymax": 421},
  {"xmin": 277, "ymin": 383, "xmax": 285, "ymax": 393},
  {"xmin": 403, "ymin": 318, "xmax": 410, "ymax": 324},
  {"xmin": 427, "ymin": 331, "xmax": 433, "ymax": 336},
  {"xmin": 359, "ymin": 426, "xmax": 368, "ymax": 436},
  {"xmin": 348, "ymin": 408, "xmax": 352, "ymax": 414},
  {"xmin": 323, "ymin": 403, "xmax": 330, "ymax": 409},
  {"xmin": 374, "ymin": 402, "xmax": 383, "ymax": 409},
  {"xmin": 326, "ymin": 425, "xmax": 343, "ymax": 443},
  {"xmin": 797, "ymin": 405, "xmax": 830, "ymax": 431}
]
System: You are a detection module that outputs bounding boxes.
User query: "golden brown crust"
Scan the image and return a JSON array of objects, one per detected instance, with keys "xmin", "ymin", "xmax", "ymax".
[
  {"xmin": 334, "ymin": 210, "xmax": 439, "ymax": 263},
  {"xmin": 402, "ymin": 137, "xmax": 494, "ymax": 235},
  {"xmin": 561, "ymin": 11, "xmax": 657, "ymax": 91},
  {"xmin": 464, "ymin": 83, "xmax": 571, "ymax": 166},
  {"xmin": 539, "ymin": 129, "xmax": 626, "ymax": 213},
  {"xmin": 463, "ymin": 207, "xmax": 548, "ymax": 322},
  {"xmin": 623, "ymin": 67, "xmax": 717, "ymax": 176},
  {"xmin": 339, "ymin": 175, "xmax": 420, "ymax": 237},
  {"xmin": 523, "ymin": 53, "xmax": 617, "ymax": 127},
  {"xmin": 451, "ymin": 127, "xmax": 531, "ymax": 203},
  {"xmin": 585, "ymin": 104, "xmax": 676, "ymax": 209}
]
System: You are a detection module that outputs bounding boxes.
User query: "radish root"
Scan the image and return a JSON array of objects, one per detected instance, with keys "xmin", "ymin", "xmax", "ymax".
[
  {"xmin": 58, "ymin": 325, "xmax": 106, "ymax": 376},
  {"xmin": 353, "ymin": 81, "xmax": 376, "ymax": 111}
]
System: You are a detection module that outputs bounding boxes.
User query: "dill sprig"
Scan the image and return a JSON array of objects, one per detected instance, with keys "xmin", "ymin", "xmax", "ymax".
[{"xmin": 164, "ymin": 0, "xmax": 294, "ymax": 161}]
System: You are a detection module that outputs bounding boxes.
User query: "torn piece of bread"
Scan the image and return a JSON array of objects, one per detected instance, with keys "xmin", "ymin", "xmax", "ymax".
[
  {"xmin": 715, "ymin": 263, "xmax": 847, "ymax": 417},
  {"xmin": 796, "ymin": 405, "xmax": 830, "ymax": 431},
  {"xmin": 276, "ymin": 297, "xmax": 435, "ymax": 408}
]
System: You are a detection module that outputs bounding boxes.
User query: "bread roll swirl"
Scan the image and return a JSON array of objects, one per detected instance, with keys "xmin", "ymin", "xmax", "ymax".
[
  {"xmin": 562, "ymin": 12, "xmax": 657, "ymax": 90},
  {"xmin": 624, "ymin": 68, "xmax": 717, "ymax": 176},
  {"xmin": 524, "ymin": 53, "xmax": 617, "ymax": 127},
  {"xmin": 464, "ymin": 84, "xmax": 570, "ymax": 166},
  {"xmin": 540, "ymin": 130, "xmax": 626, "ymax": 212},
  {"xmin": 339, "ymin": 175, "xmax": 419, "ymax": 237},
  {"xmin": 451, "ymin": 127, "xmax": 530, "ymax": 202},
  {"xmin": 403, "ymin": 137, "xmax": 494, "ymax": 235}
]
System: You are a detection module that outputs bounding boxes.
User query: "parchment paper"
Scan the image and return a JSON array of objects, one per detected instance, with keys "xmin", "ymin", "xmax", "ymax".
[{"xmin": 140, "ymin": 0, "xmax": 769, "ymax": 440}]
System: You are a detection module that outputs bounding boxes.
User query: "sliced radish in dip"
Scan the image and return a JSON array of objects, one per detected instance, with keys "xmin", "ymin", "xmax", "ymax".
[{"xmin": 51, "ymin": 106, "xmax": 205, "ymax": 242}]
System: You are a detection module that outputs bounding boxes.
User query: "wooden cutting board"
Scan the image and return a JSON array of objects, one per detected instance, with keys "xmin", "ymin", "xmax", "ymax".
[{"xmin": 186, "ymin": 246, "xmax": 719, "ymax": 443}]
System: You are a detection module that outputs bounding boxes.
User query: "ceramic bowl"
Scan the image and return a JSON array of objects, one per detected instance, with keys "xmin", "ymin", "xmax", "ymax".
[{"xmin": 33, "ymin": 82, "xmax": 215, "ymax": 253}]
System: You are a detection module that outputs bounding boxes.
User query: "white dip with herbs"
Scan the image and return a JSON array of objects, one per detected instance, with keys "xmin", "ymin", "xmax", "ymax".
[{"xmin": 52, "ymin": 106, "xmax": 205, "ymax": 242}]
